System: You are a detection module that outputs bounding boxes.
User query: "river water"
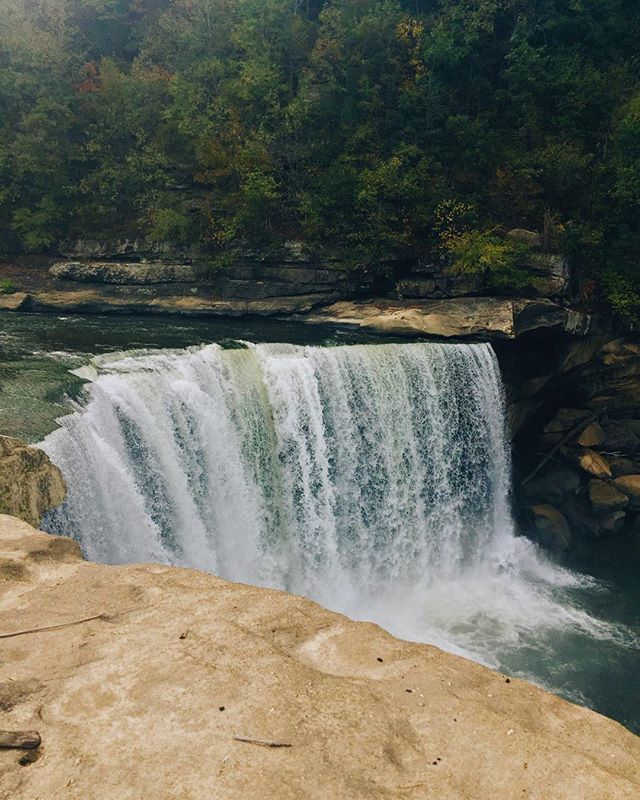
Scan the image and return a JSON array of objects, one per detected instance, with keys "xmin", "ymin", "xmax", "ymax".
[{"xmin": 1, "ymin": 310, "xmax": 638, "ymax": 733}]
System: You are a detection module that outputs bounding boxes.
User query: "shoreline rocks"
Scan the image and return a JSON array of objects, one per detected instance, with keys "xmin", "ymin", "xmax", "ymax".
[{"xmin": 0, "ymin": 438, "xmax": 65, "ymax": 527}]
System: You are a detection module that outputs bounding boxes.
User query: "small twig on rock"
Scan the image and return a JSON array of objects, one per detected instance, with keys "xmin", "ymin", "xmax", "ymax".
[
  {"xmin": 0, "ymin": 605, "xmax": 147, "ymax": 639},
  {"xmin": 233, "ymin": 736, "xmax": 292, "ymax": 748},
  {"xmin": 0, "ymin": 730, "xmax": 41, "ymax": 750}
]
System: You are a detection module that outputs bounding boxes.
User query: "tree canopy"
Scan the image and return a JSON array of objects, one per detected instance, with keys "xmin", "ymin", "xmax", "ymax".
[{"xmin": 1, "ymin": 0, "xmax": 640, "ymax": 314}]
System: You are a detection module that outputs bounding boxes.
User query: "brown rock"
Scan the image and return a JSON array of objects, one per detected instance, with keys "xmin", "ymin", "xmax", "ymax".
[
  {"xmin": 543, "ymin": 408, "xmax": 590, "ymax": 438},
  {"xmin": 612, "ymin": 475, "xmax": 640, "ymax": 509},
  {"xmin": 0, "ymin": 515, "xmax": 639, "ymax": 800},
  {"xmin": 578, "ymin": 450, "xmax": 612, "ymax": 480},
  {"xmin": 305, "ymin": 298, "xmax": 591, "ymax": 340},
  {"xmin": 531, "ymin": 504, "xmax": 572, "ymax": 550},
  {"xmin": 0, "ymin": 438, "xmax": 66, "ymax": 526},
  {"xmin": 0, "ymin": 291, "xmax": 29, "ymax": 310},
  {"xmin": 588, "ymin": 479, "xmax": 629, "ymax": 514},
  {"xmin": 577, "ymin": 422, "xmax": 606, "ymax": 448}
]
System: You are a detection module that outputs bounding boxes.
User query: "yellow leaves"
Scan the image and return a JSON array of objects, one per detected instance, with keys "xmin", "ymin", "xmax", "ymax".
[
  {"xmin": 395, "ymin": 17, "xmax": 426, "ymax": 88},
  {"xmin": 396, "ymin": 18, "xmax": 424, "ymax": 47}
]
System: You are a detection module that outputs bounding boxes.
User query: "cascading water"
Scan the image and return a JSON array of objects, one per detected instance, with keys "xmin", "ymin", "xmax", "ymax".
[{"xmin": 41, "ymin": 341, "xmax": 636, "ymax": 712}]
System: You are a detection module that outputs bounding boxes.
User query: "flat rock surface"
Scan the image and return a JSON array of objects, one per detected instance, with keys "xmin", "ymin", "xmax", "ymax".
[
  {"xmin": 1, "ymin": 515, "xmax": 638, "ymax": 800},
  {"xmin": 303, "ymin": 298, "xmax": 589, "ymax": 339}
]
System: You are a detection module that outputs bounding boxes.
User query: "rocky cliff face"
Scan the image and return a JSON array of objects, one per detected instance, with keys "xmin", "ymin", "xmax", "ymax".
[
  {"xmin": 0, "ymin": 513, "xmax": 638, "ymax": 800},
  {"xmin": 494, "ymin": 333, "xmax": 640, "ymax": 550},
  {"xmin": 0, "ymin": 437, "xmax": 65, "ymax": 527}
]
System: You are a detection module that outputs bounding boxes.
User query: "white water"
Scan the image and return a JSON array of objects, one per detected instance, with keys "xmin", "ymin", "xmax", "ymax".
[{"xmin": 41, "ymin": 341, "xmax": 633, "ymax": 684}]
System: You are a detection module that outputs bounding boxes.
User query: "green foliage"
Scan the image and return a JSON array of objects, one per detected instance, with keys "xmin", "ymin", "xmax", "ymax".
[
  {"xmin": 0, "ymin": 278, "xmax": 16, "ymax": 294},
  {"xmin": 145, "ymin": 205, "xmax": 193, "ymax": 244},
  {"xmin": 0, "ymin": 0, "xmax": 639, "ymax": 306},
  {"xmin": 445, "ymin": 230, "xmax": 533, "ymax": 292},
  {"xmin": 602, "ymin": 268, "xmax": 640, "ymax": 324}
]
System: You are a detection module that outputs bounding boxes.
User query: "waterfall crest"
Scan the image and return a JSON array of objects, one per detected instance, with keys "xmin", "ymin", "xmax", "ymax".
[{"xmin": 42, "ymin": 341, "xmax": 634, "ymax": 684}]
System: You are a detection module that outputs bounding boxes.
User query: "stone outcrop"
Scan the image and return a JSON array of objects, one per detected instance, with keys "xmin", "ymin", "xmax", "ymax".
[
  {"xmin": 302, "ymin": 297, "xmax": 589, "ymax": 339},
  {"xmin": 393, "ymin": 234, "xmax": 569, "ymax": 301},
  {"xmin": 20, "ymin": 288, "xmax": 343, "ymax": 317},
  {"xmin": 0, "ymin": 438, "xmax": 65, "ymax": 527},
  {"xmin": 50, "ymin": 261, "xmax": 196, "ymax": 285},
  {"xmin": 1, "ymin": 514, "xmax": 638, "ymax": 800}
]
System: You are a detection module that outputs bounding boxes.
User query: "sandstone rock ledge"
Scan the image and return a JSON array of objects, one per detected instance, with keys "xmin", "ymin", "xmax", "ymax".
[
  {"xmin": 0, "ymin": 438, "xmax": 65, "ymax": 527},
  {"xmin": 303, "ymin": 298, "xmax": 590, "ymax": 339},
  {"xmin": 1, "ymin": 516, "xmax": 638, "ymax": 800}
]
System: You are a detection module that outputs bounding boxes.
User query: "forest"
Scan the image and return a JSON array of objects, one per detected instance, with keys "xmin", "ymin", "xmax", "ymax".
[{"xmin": 1, "ymin": 0, "xmax": 640, "ymax": 316}]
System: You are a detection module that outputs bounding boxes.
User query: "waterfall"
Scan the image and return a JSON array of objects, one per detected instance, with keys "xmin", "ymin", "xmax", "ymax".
[{"xmin": 41, "ymin": 341, "xmax": 633, "ymax": 687}]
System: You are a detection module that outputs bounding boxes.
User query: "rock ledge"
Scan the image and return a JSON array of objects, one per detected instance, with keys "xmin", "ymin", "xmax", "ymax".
[{"xmin": 0, "ymin": 515, "xmax": 638, "ymax": 799}]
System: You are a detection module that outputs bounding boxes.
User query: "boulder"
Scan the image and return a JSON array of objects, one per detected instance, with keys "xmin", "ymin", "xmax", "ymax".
[
  {"xmin": 609, "ymin": 457, "xmax": 640, "ymax": 478},
  {"xmin": 588, "ymin": 479, "xmax": 629, "ymax": 514},
  {"xmin": 603, "ymin": 422, "xmax": 640, "ymax": 454},
  {"xmin": 577, "ymin": 422, "xmax": 606, "ymax": 448},
  {"xmin": 1, "ymin": 515, "xmax": 639, "ymax": 800},
  {"xmin": 0, "ymin": 437, "xmax": 65, "ymax": 526},
  {"xmin": 562, "ymin": 495, "xmax": 601, "ymax": 540},
  {"xmin": 531, "ymin": 504, "xmax": 572, "ymax": 550},
  {"xmin": 578, "ymin": 449, "xmax": 612, "ymax": 480},
  {"xmin": 506, "ymin": 228, "xmax": 543, "ymax": 248},
  {"xmin": 0, "ymin": 291, "xmax": 29, "ymax": 310},
  {"xmin": 599, "ymin": 510, "xmax": 627, "ymax": 533},
  {"xmin": 612, "ymin": 475, "xmax": 640, "ymax": 509},
  {"xmin": 542, "ymin": 408, "xmax": 591, "ymax": 442},
  {"xmin": 525, "ymin": 254, "xmax": 570, "ymax": 298},
  {"xmin": 522, "ymin": 468, "xmax": 580, "ymax": 507}
]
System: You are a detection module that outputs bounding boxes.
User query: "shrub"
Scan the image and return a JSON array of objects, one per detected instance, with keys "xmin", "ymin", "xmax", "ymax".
[
  {"xmin": 602, "ymin": 268, "xmax": 640, "ymax": 324},
  {"xmin": 444, "ymin": 229, "xmax": 533, "ymax": 291}
]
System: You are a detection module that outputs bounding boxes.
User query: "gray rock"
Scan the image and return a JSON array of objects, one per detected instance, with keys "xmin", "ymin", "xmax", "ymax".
[
  {"xmin": 51, "ymin": 261, "xmax": 195, "ymax": 285},
  {"xmin": 394, "ymin": 278, "xmax": 438, "ymax": 299},
  {"xmin": 609, "ymin": 457, "xmax": 640, "ymax": 477},
  {"xmin": 599, "ymin": 510, "xmax": 627, "ymax": 533},
  {"xmin": 603, "ymin": 422, "xmax": 640, "ymax": 454},
  {"xmin": 506, "ymin": 229, "xmax": 543, "ymax": 248}
]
